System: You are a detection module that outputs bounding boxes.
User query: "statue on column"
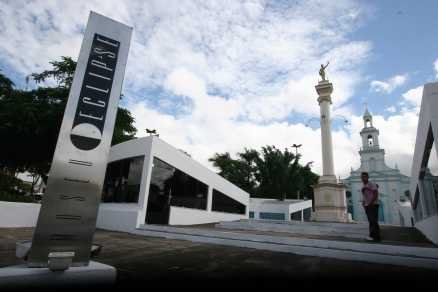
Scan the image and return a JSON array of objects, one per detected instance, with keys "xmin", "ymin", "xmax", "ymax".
[{"xmin": 319, "ymin": 61, "xmax": 330, "ymax": 81}]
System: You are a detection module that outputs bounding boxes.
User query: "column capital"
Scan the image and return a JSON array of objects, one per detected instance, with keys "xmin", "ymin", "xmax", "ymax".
[{"xmin": 315, "ymin": 81, "xmax": 333, "ymax": 104}]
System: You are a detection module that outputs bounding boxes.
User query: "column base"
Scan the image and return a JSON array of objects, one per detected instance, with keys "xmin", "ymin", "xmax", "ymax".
[
  {"xmin": 312, "ymin": 179, "xmax": 350, "ymax": 223},
  {"xmin": 0, "ymin": 261, "xmax": 116, "ymax": 288}
]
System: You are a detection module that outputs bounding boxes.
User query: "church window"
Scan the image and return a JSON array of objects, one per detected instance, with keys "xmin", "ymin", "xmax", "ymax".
[
  {"xmin": 365, "ymin": 119, "xmax": 371, "ymax": 127},
  {"xmin": 367, "ymin": 135, "xmax": 373, "ymax": 146}
]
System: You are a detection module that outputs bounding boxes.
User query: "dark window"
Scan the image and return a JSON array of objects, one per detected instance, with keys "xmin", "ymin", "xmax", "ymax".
[
  {"xmin": 102, "ymin": 156, "xmax": 144, "ymax": 203},
  {"xmin": 171, "ymin": 170, "xmax": 208, "ymax": 210},
  {"xmin": 367, "ymin": 135, "xmax": 373, "ymax": 146},
  {"xmin": 147, "ymin": 157, "xmax": 208, "ymax": 213},
  {"xmin": 365, "ymin": 119, "xmax": 371, "ymax": 127},
  {"xmin": 249, "ymin": 211, "xmax": 254, "ymax": 218},
  {"xmin": 259, "ymin": 212, "xmax": 284, "ymax": 220},
  {"xmin": 290, "ymin": 211, "xmax": 302, "ymax": 221},
  {"xmin": 419, "ymin": 125, "xmax": 438, "ymax": 218},
  {"xmin": 303, "ymin": 208, "xmax": 311, "ymax": 221},
  {"xmin": 145, "ymin": 158, "xmax": 174, "ymax": 224},
  {"xmin": 212, "ymin": 189, "xmax": 246, "ymax": 214}
]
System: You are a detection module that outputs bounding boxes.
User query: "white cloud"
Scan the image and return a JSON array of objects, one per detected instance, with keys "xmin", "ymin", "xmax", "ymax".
[
  {"xmin": 7, "ymin": 0, "xmax": 417, "ymax": 182},
  {"xmin": 129, "ymin": 99, "xmax": 361, "ymax": 178},
  {"xmin": 402, "ymin": 85, "xmax": 423, "ymax": 110},
  {"xmin": 0, "ymin": 1, "xmax": 370, "ymax": 117},
  {"xmin": 164, "ymin": 68, "xmax": 206, "ymax": 100},
  {"xmin": 370, "ymin": 74, "xmax": 408, "ymax": 94},
  {"xmin": 385, "ymin": 106, "xmax": 396, "ymax": 113},
  {"xmin": 434, "ymin": 59, "xmax": 438, "ymax": 79}
]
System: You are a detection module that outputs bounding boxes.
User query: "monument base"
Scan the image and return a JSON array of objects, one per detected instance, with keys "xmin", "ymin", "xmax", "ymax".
[
  {"xmin": 312, "ymin": 176, "xmax": 350, "ymax": 223},
  {"xmin": 0, "ymin": 261, "xmax": 116, "ymax": 289}
]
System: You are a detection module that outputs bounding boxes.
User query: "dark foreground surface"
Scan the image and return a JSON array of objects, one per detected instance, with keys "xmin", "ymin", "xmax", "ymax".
[{"xmin": 1, "ymin": 227, "xmax": 437, "ymax": 289}]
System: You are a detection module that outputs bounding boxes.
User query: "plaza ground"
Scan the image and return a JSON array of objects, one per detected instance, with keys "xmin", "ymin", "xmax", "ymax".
[{"xmin": 1, "ymin": 224, "xmax": 437, "ymax": 288}]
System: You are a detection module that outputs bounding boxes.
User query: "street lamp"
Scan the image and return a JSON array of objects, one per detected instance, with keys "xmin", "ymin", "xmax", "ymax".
[
  {"xmin": 291, "ymin": 144, "xmax": 302, "ymax": 156},
  {"xmin": 146, "ymin": 128, "xmax": 159, "ymax": 137}
]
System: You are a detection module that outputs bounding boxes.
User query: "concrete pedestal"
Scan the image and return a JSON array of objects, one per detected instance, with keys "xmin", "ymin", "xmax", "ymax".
[
  {"xmin": 312, "ymin": 176, "xmax": 349, "ymax": 223},
  {"xmin": 0, "ymin": 261, "xmax": 116, "ymax": 288}
]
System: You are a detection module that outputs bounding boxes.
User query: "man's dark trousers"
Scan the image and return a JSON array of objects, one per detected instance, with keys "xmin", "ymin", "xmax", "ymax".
[{"xmin": 365, "ymin": 204, "xmax": 381, "ymax": 240}]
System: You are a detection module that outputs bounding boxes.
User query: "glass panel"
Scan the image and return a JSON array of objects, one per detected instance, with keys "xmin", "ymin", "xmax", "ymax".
[
  {"xmin": 422, "ymin": 134, "xmax": 438, "ymax": 217},
  {"xmin": 171, "ymin": 167, "xmax": 208, "ymax": 210},
  {"xmin": 249, "ymin": 211, "xmax": 254, "ymax": 218},
  {"xmin": 146, "ymin": 158, "xmax": 174, "ymax": 224},
  {"xmin": 212, "ymin": 189, "xmax": 246, "ymax": 214},
  {"xmin": 102, "ymin": 156, "xmax": 144, "ymax": 203},
  {"xmin": 146, "ymin": 157, "xmax": 209, "ymax": 224},
  {"xmin": 303, "ymin": 208, "xmax": 311, "ymax": 221},
  {"xmin": 290, "ymin": 211, "xmax": 302, "ymax": 221},
  {"xmin": 413, "ymin": 187, "xmax": 423, "ymax": 220}
]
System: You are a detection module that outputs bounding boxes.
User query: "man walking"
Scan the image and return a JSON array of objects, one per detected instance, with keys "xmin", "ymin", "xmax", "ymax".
[{"xmin": 361, "ymin": 172, "xmax": 381, "ymax": 242}]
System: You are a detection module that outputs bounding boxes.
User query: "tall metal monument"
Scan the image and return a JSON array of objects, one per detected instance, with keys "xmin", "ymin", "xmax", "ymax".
[
  {"xmin": 311, "ymin": 63, "xmax": 349, "ymax": 222},
  {"xmin": 27, "ymin": 11, "xmax": 132, "ymax": 268}
]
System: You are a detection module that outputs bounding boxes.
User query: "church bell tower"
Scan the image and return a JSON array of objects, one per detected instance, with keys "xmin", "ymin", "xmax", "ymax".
[{"xmin": 359, "ymin": 107, "xmax": 386, "ymax": 171}]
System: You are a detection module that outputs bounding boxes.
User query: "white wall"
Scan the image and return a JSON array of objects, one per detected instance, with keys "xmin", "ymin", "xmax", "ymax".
[
  {"xmin": 249, "ymin": 198, "xmax": 312, "ymax": 221},
  {"xmin": 0, "ymin": 201, "xmax": 40, "ymax": 227},
  {"xmin": 415, "ymin": 215, "xmax": 438, "ymax": 245},
  {"xmin": 289, "ymin": 200, "xmax": 312, "ymax": 214},
  {"xmin": 96, "ymin": 203, "xmax": 140, "ymax": 232},
  {"xmin": 409, "ymin": 82, "xmax": 438, "ymax": 245},
  {"xmin": 168, "ymin": 206, "xmax": 246, "ymax": 225},
  {"xmin": 397, "ymin": 202, "xmax": 414, "ymax": 227}
]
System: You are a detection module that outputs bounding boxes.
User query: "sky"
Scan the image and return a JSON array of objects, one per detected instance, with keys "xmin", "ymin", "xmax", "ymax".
[{"xmin": 1, "ymin": 0, "xmax": 437, "ymax": 178}]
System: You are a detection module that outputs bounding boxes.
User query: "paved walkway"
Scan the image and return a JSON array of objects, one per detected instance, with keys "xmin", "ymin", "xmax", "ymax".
[
  {"xmin": 0, "ymin": 227, "xmax": 437, "ymax": 288},
  {"xmin": 216, "ymin": 219, "xmax": 433, "ymax": 246},
  {"xmin": 135, "ymin": 221, "xmax": 438, "ymax": 270}
]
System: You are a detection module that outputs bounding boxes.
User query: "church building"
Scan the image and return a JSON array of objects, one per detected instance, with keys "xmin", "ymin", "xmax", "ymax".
[{"xmin": 342, "ymin": 108, "xmax": 412, "ymax": 225}]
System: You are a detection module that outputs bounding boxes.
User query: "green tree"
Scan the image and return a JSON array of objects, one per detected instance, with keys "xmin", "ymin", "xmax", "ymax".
[
  {"xmin": 209, "ymin": 148, "xmax": 259, "ymax": 195},
  {"xmin": 0, "ymin": 70, "xmax": 14, "ymax": 97},
  {"xmin": 209, "ymin": 145, "xmax": 319, "ymax": 201},
  {"xmin": 0, "ymin": 57, "xmax": 137, "ymax": 179}
]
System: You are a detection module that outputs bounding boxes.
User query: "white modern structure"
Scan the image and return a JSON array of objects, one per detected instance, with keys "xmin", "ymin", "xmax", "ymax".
[
  {"xmin": 96, "ymin": 136, "xmax": 249, "ymax": 232},
  {"xmin": 249, "ymin": 198, "xmax": 312, "ymax": 221},
  {"xmin": 410, "ymin": 81, "xmax": 438, "ymax": 244},
  {"xmin": 312, "ymin": 77, "xmax": 349, "ymax": 222},
  {"xmin": 342, "ymin": 108, "xmax": 412, "ymax": 226}
]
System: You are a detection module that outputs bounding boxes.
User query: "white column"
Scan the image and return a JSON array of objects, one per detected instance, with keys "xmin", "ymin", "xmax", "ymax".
[
  {"xmin": 319, "ymin": 100, "xmax": 335, "ymax": 176},
  {"xmin": 207, "ymin": 187, "xmax": 213, "ymax": 212},
  {"xmin": 301, "ymin": 210, "xmax": 304, "ymax": 222}
]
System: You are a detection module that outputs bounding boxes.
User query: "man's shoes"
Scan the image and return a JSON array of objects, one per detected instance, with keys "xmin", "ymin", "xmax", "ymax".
[{"xmin": 365, "ymin": 236, "xmax": 382, "ymax": 242}]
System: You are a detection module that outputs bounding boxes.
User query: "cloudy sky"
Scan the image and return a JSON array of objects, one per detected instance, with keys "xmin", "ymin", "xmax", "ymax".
[{"xmin": 1, "ymin": 0, "xmax": 437, "ymax": 178}]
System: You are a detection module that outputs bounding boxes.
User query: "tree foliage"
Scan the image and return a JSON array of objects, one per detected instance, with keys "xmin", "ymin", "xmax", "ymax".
[
  {"xmin": 0, "ymin": 57, "xmax": 137, "ymax": 178},
  {"xmin": 209, "ymin": 146, "xmax": 319, "ymax": 200}
]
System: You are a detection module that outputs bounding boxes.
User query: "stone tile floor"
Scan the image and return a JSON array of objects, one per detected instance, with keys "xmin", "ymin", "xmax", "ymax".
[{"xmin": 0, "ymin": 227, "xmax": 437, "ymax": 288}]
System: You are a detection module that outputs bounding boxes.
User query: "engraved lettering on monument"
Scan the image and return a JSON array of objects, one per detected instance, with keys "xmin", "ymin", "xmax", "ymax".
[
  {"xmin": 70, "ymin": 34, "xmax": 120, "ymax": 151},
  {"xmin": 27, "ymin": 12, "xmax": 132, "ymax": 268}
]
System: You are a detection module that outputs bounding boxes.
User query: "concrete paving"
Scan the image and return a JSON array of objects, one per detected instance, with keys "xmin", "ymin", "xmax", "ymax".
[
  {"xmin": 216, "ymin": 219, "xmax": 433, "ymax": 246},
  {"xmin": 1, "ymin": 228, "xmax": 437, "ymax": 288},
  {"xmin": 135, "ymin": 223, "xmax": 438, "ymax": 270}
]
